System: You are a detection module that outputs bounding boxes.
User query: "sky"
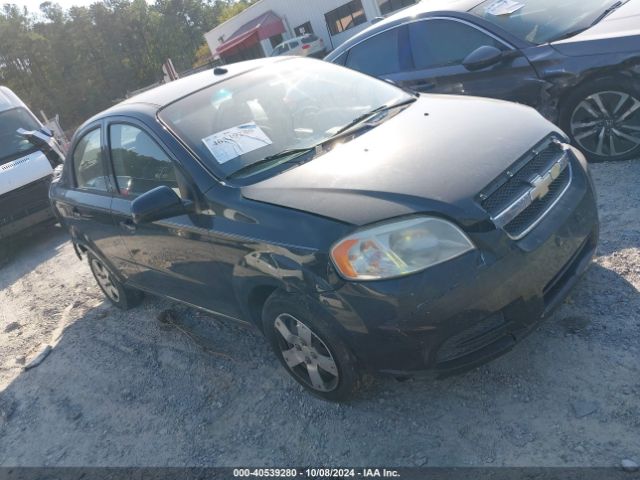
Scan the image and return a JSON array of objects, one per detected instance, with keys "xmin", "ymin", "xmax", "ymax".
[
  {"xmin": 8, "ymin": 0, "xmax": 98, "ymax": 12},
  {"xmin": 7, "ymin": 0, "xmax": 149, "ymax": 13}
]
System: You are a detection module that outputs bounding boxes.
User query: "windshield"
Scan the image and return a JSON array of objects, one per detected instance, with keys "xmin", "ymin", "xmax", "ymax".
[
  {"xmin": 159, "ymin": 59, "xmax": 413, "ymax": 179},
  {"xmin": 0, "ymin": 107, "xmax": 41, "ymax": 165},
  {"xmin": 470, "ymin": 0, "xmax": 623, "ymax": 44}
]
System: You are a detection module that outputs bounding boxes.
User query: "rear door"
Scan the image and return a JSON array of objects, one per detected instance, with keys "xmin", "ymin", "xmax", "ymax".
[{"xmin": 55, "ymin": 124, "xmax": 127, "ymax": 272}]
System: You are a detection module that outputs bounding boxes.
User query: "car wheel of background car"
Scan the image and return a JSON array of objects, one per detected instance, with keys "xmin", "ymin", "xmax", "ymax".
[
  {"xmin": 561, "ymin": 77, "xmax": 640, "ymax": 162},
  {"xmin": 88, "ymin": 253, "xmax": 143, "ymax": 310},
  {"xmin": 262, "ymin": 290, "xmax": 362, "ymax": 401}
]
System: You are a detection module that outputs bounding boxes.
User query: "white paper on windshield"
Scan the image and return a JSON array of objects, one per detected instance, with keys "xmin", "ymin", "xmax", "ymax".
[
  {"xmin": 486, "ymin": 0, "xmax": 524, "ymax": 15},
  {"xmin": 202, "ymin": 122, "xmax": 272, "ymax": 164}
]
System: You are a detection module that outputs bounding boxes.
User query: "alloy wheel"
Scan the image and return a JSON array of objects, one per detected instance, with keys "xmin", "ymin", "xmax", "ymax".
[
  {"xmin": 273, "ymin": 313, "xmax": 339, "ymax": 392},
  {"xmin": 570, "ymin": 90, "xmax": 640, "ymax": 158},
  {"xmin": 91, "ymin": 258, "xmax": 120, "ymax": 302}
]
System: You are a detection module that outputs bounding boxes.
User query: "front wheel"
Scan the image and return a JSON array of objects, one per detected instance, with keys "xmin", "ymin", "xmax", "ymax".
[
  {"xmin": 88, "ymin": 253, "xmax": 143, "ymax": 310},
  {"xmin": 262, "ymin": 291, "xmax": 363, "ymax": 401},
  {"xmin": 560, "ymin": 77, "xmax": 640, "ymax": 162}
]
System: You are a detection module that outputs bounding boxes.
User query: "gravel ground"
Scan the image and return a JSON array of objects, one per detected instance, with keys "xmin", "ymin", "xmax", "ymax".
[{"xmin": 0, "ymin": 160, "xmax": 638, "ymax": 467}]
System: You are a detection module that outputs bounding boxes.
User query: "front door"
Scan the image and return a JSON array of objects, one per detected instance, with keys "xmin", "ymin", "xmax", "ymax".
[
  {"xmin": 392, "ymin": 18, "xmax": 543, "ymax": 107},
  {"xmin": 106, "ymin": 121, "xmax": 241, "ymax": 319}
]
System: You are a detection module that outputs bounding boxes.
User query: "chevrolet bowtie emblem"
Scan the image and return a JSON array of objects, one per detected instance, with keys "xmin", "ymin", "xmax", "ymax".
[
  {"xmin": 490, "ymin": 150, "xmax": 571, "ymax": 239},
  {"xmin": 528, "ymin": 161, "xmax": 563, "ymax": 201}
]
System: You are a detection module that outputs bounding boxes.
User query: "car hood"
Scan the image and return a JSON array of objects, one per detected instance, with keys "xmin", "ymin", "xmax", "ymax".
[
  {"xmin": 242, "ymin": 96, "xmax": 561, "ymax": 226},
  {"xmin": 552, "ymin": 0, "xmax": 640, "ymax": 55}
]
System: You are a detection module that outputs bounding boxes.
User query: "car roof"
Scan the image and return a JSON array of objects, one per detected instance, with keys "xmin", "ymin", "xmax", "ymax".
[
  {"xmin": 82, "ymin": 57, "xmax": 293, "ymax": 125},
  {"xmin": 0, "ymin": 86, "xmax": 28, "ymax": 113},
  {"xmin": 380, "ymin": 0, "xmax": 482, "ymax": 25},
  {"xmin": 276, "ymin": 35, "xmax": 311, "ymax": 48}
]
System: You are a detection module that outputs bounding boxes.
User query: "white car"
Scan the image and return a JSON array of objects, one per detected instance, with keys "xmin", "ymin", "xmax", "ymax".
[
  {"xmin": 270, "ymin": 34, "xmax": 326, "ymax": 58},
  {"xmin": 0, "ymin": 87, "xmax": 64, "ymax": 241}
]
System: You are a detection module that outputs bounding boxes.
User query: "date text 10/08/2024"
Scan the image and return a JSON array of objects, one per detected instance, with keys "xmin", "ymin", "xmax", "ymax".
[{"xmin": 232, "ymin": 468, "xmax": 401, "ymax": 478}]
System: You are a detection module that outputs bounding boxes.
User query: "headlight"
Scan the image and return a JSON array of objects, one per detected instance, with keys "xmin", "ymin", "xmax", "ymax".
[{"xmin": 330, "ymin": 216, "xmax": 475, "ymax": 281}]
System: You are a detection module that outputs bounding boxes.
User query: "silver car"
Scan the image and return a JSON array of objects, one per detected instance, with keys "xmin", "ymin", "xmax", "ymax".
[{"xmin": 271, "ymin": 34, "xmax": 326, "ymax": 58}]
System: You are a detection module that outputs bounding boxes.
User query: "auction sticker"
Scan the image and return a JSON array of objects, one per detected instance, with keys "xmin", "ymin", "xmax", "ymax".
[{"xmin": 202, "ymin": 122, "xmax": 273, "ymax": 164}]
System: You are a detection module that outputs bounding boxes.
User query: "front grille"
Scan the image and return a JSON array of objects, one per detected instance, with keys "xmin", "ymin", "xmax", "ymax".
[
  {"xmin": 0, "ymin": 199, "xmax": 50, "ymax": 226},
  {"xmin": 503, "ymin": 168, "xmax": 571, "ymax": 238},
  {"xmin": 479, "ymin": 138, "xmax": 572, "ymax": 239},
  {"xmin": 436, "ymin": 313, "xmax": 506, "ymax": 364}
]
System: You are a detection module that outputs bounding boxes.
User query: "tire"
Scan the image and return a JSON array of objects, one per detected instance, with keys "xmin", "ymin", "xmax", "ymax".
[
  {"xmin": 262, "ymin": 290, "xmax": 362, "ymax": 401},
  {"xmin": 560, "ymin": 76, "xmax": 640, "ymax": 162},
  {"xmin": 87, "ymin": 252, "xmax": 143, "ymax": 310}
]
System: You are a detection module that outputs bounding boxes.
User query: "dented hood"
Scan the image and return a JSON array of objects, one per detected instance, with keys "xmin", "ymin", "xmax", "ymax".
[{"xmin": 242, "ymin": 96, "xmax": 562, "ymax": 226}]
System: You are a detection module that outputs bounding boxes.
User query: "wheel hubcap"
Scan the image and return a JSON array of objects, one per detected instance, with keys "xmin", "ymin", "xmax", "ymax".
[
  {"xmin": 570, "ymin": 90, "xmax": 640, "ymax": 158},
  {"xmin": 273, "ymin": 314, "xmax": 339, "ymax": 392},
  {"xmin": 91, "ymin": 258, "xmax": 120, "ymax": 302}
]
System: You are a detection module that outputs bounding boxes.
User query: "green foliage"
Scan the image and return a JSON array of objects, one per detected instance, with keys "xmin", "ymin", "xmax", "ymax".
[{"xmin": 0, "ymin": 0, "xmax": 256, "ymax": 130}]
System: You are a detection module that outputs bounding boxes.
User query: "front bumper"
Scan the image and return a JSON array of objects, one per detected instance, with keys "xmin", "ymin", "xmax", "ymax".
[
  {"xmin": 0, "ymin": 176, "xmax": 55, "ymax": 240},
  {"xmin": 0, "ymin": 204, "xmax": 55, "ymax": 240},
  {"xmin": 318, "ymin": 152, "xmax": 599, "ymax": 377}
]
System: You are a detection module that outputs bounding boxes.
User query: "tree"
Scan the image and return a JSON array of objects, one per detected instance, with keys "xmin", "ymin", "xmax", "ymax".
[{"xmin": 0, "ymin": 0, "xmax": 247, "ymax": 130}]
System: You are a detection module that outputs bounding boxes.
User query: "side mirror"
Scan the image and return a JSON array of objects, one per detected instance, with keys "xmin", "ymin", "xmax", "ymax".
[
  {"xmin": 131, "ymin": 186, "xmax": 192, "ymax": 224},
  {"xmin": 17, "ymin": 127, "xmax": 65, "ymax": 165},
  {"xmin": 462, "ymin": 45, "xmax": 504, "ymax": 71},
  {"xmin": 17, "ymin": 127, "xmax": 53, "ymax": 145}
]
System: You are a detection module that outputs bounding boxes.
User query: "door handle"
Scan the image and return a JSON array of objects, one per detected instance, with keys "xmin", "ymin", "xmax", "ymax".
[{"xmin": 119, "ymin": 219, "xmax": 137, "ymax": 233}]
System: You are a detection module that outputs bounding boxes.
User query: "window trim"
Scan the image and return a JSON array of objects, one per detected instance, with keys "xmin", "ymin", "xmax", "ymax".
[
  {"xmin": 71, "ymin": 124, "xmax": 113, "ymax": 194},
  {"xmin": 340, "ymin": 15, "xmax": 516, "ymax": 66},
  {"xmin": 104, "ymin": 118, "xmax": 187, "ymax": 200}
]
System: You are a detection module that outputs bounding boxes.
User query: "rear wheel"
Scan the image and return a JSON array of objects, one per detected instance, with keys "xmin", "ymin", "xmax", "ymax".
[
  {"xmin": 262, "ymin": 291, "xmax": 362, "ymax": 401},
  {"xmin": 88, "ymin": 253, "xmax": 143, "ymax": 310},
  {"xmin": 561, "ymin": 77, "xmax": 640, "ymax": 162}
]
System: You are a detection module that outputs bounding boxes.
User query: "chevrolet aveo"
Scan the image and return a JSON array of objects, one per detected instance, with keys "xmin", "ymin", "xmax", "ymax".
[{"xmin": 50, "ymin": 58, "xmax": 599, "ymax": 400}]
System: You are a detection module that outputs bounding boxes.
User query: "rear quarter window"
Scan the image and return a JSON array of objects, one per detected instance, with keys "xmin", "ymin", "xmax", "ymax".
[{"xmin": 345, "ymin": 26, "xmax": 407, "ymax": 76}]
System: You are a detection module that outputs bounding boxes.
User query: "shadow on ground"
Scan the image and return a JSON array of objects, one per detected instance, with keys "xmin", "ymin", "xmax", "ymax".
[
  {"xmin": 0, "ymin": 223, "xmax": 68, "ymax": 291},
  {"xmin": 0, "ymin": 261, "xmax": 638, "ymax": 467}
]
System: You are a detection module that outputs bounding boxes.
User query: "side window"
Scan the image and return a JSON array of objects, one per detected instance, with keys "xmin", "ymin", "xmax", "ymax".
[
  {"xmin": 73, "ymin": 128, "xmax": 109, "ymax": 191},
  {"xmin": 345, "ymin": 26, "xmax": 406, "ymax": 76},
  {"xmin": 109, "ymin": 124, "xmax": 179, "ymax": 198},
  {"xmin": 409, "ymin": 19, "xmax": 505, "ymax": 70},
  {"xmin": 289, "ymin": 40, "xmax": 300, "ymax": 49}
]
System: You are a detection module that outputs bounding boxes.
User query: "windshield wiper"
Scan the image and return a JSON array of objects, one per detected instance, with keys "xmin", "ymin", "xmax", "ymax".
[
  {"xmin": 551, "ymin": 0, "xmax": 628, "ymax": 42},
  {"xmin": 228, "ymin": 98, "xmax": 417, "ymax": 180},
  {"xmin": 333, "ymin": 97, "xmax": 417, "ymax": 137},
  {"xmin": 227, "ymin": 147, "xmax": 317, "ymax": 179},
  {"xmin": 590, "ymin": 0, "xmax": 627, "ymax": 26}
]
